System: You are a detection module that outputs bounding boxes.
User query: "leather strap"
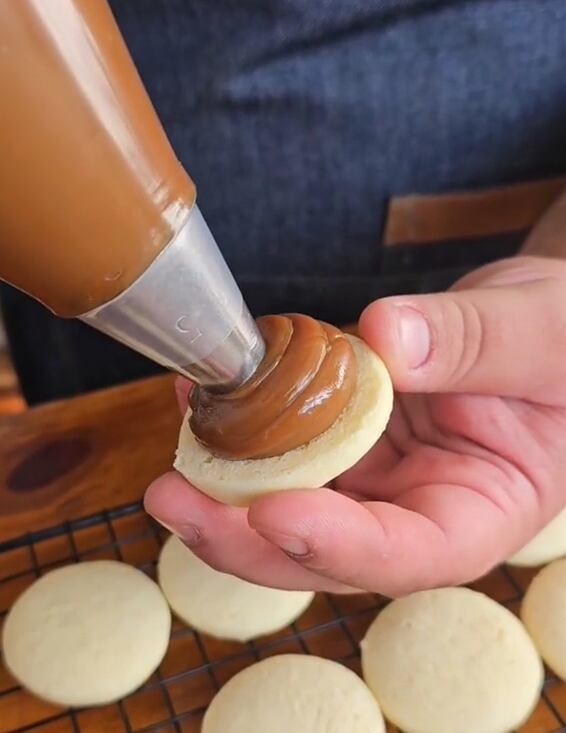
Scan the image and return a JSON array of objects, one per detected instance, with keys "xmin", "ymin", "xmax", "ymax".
[{"xmin": 384, "ymin": 177, "xmax": 565, "ymax": 247}]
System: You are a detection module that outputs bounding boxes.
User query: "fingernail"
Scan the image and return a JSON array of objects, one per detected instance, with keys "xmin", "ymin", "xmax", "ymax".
[
  {"xmin": 177, "ymin": 524, "xmax": 202, "ymax": 547},
  {"xmin": 154, "ymin": 517, "xmax": 202, "ymax": 547},
  {"xmin": 258, "ymin": 531, "xmax": 310, "ymax": 558},
  {"xmin": 397, "ymin": 306, "xmax": 431, "ymax": 369}
]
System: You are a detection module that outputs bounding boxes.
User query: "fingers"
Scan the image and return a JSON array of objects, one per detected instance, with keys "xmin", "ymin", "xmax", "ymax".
[
  {"xmin": 334, "ymin": 400, "xmax": 413, "ymax": 500},
  {"xmin": 145, "ymin": 473, "xmax": 524, "ymax": 596},
  {"xmin": 175, "ymin": 377, "xmax": 192, "ymax": 413},
  {"xmin": 359, "ymin": 274, "xmax": 566, "ymax": 402},
  {"xmin": 144, "ymin": 473, "xmax": 356, "ymax": 593},
  {"xmin": 248, "ymin": 484, "xmax": 515, "ymax": 596}
]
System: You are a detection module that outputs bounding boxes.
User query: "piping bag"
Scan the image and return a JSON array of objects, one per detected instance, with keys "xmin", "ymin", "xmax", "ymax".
[{"xmin": 0, "ymin": 0, "xmax": 265, "ymax": 392}]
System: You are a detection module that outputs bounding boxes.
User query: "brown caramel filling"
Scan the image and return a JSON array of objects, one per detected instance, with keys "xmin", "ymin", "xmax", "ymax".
[
  {"xmin": 0, "ymin": 0, "xmax": 195, "ymax": 317},
  {"xmin": 189, "ymin": 314, "xmax": 357, "ymax": 460}
]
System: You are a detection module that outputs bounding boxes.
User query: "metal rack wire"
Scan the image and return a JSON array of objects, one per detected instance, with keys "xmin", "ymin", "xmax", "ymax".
[{"xmin": 1, "ymin": 502, "xmax": 565, "ymax": 733}]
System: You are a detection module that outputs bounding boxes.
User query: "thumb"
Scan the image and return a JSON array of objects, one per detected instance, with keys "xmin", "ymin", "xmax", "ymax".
[{"xmin": 359, "ymin": 277, "xmax": 566, "ymax": 399}]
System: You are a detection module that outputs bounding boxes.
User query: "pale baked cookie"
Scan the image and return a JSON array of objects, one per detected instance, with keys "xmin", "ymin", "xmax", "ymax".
[
  {"xmin": 521, "ymin": 558, "xmax": 566, "ymax": 681},
  {"xmin": 174, "ymin": 336, "xmax": 393, "ymax": 506},
  {"xmin": 361, "ymin": 587, "xmax": 543, "ymax": 733},
  {"xmin": 157, "ymin": 534, "xmax": 313, "ymax": 641},
  {"xmin": 2, "ymin": 561, "xmax": 171, "ymax": 707},
  {"xmin": 202, "ymin": 654, "xmax": 385, "ymax": 733},
  {"xmin": 507, "ymin": 505, "xmax": 566, "ymax": 567}
]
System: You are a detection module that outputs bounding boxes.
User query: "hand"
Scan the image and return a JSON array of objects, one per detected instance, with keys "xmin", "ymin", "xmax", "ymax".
[{"xmin": 145, "ymin": 255, "xmax": 566, "ymax": 596}]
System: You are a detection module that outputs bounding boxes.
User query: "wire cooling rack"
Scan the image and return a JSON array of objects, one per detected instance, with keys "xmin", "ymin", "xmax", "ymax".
[{"xmin": 0, "ymin": 502, "xmax": 565, "ymax": 733}]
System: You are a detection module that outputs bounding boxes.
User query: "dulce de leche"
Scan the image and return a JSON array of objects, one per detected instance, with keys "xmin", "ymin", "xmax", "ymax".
[
  {"xmin": 0, "ymin": 0, "xmax": 195, "ymax": 317},
  {"xmin": 189, "ymin": 315, "xmax": 358, "ymax": 459}
]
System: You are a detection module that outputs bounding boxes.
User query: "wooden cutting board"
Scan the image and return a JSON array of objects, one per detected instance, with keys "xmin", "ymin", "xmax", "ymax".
[{"xmin": 0, "ymin": 375, "xmax": 565, "ymax": 733}]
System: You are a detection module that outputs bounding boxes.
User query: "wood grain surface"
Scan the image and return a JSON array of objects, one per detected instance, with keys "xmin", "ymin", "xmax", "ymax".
[
  {"xmin": 0, "ymin": 374, "xmax": 180, "ymax": 544},
  {"xmin": 0, "ymin": 513, "xmax": 563, "ymax": 733},
  {"xmin": 1, "ymin": 360, "xmax": 565, "ymax": 733}
]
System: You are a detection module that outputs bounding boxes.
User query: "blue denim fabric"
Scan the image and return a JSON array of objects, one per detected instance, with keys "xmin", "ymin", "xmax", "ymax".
[
  {"xmin": 110, "ymin": 0, "xmax": 566, "ymax": 277},
  {"xmin": 3, "ymin": 0, "xmax": 566, "ymax": 402}
]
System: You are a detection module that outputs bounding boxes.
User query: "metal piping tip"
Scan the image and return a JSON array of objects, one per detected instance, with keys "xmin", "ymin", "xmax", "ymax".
[{"xmin": 80, "ymin": 206, "xmax": 265, "ymax": 391}]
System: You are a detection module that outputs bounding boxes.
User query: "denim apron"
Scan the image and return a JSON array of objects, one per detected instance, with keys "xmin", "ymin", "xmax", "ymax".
[{"xmin": 3, "ymin": 0, "xmax": 566, "ymax": 403}]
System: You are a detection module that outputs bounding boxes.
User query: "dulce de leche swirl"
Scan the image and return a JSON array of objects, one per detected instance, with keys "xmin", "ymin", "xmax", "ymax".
[{"xmin": 189, "ymin": 314, "xmax": 357, "ymax": 459}]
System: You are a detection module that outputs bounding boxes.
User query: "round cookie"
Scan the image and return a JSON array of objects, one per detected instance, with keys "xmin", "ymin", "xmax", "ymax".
[
  {"xmin": 202, "ymin": 654, "xmax": 385, "ymax": 733},
  {"xmin": 521, "ymin": 558, "xmax": 566, "ymax": 681},
  {"xmin": 2, "ymin": 561, "xmax": 171, "ymax": 707},
  {"xmin": 157, "ymin": 535, "xmax": 313, "ymax": 642},
  {"xmin": 361, "ymin": 587, "xmax": 543, "ymax": 733},
  {"xmin": 507, "ymin": 505, "xmax": 566, "ymax": 567},
  {"xmin": 174, "ymin": 335, "xmax": 393, "ymax": 506}
]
